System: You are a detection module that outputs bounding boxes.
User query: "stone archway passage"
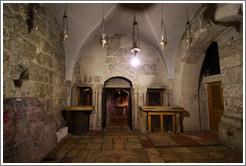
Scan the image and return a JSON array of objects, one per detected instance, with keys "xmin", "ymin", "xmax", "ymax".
[
  {"xmin": 104, "ymin": 88, "xmax": 131, "ymax": 129},
  {"xmin": 102, "ymin": 77, "xmax": 133, "ymax": 130}
]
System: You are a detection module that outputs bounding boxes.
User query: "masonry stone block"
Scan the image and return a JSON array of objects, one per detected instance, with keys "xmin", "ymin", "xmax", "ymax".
[
  {"xmin": 222, "ymin": 66, "xmax": 243, "ymax": 84},
  {"xmin": 3, "ymin": 98, "xmax": 57, "ymax": 163},
  {"xmin": 3, "ymin": 3, "xmax": 66, "ymax": 132}
]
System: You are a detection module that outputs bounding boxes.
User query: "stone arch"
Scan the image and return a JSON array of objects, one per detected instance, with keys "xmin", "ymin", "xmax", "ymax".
[
  {"xmin": 102, "ymin": 76, "xmax": 134, "ymax": 129},
  {"xmin": 104, "ymin": 76, "xmax": 133, "ymax": 88},
  {"xmin": 172, "ymin": 4, "xmax": 242, "ymax": 131}
]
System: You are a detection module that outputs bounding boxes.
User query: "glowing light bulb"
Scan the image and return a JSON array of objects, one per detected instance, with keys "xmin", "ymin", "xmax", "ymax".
[{"xmin": 131, "ymin": 57, "xmax": 139, "ymax": 67}]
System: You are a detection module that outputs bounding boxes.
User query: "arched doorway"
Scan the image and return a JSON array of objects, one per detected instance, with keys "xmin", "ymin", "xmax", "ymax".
[
  {"xmin": 102, "ymin": 77, "xmax": 133, "ymax": 129},
  {"xmin": 199, "ymin": 42, "xmax": 224, "ymax": 131}
]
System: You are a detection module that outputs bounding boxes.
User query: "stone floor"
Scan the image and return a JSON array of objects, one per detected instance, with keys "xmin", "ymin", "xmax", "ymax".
[{"xmin": 41, "ymin": 130, "xmax": 243, "ymax": 163}]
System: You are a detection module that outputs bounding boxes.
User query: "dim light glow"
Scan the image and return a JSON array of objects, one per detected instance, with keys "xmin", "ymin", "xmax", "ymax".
[{"xmin": 131, "ymin": 57, "xmax": 139, "ymax": 67}]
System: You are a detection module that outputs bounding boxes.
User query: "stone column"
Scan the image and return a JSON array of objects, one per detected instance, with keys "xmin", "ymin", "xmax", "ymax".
[
  {"xmin": 96, "ymin": 85, "xmax": 103, "ymax": 130},
  {"xmin": 89, "ymin": 86, "xmax": 97, "ymax": 130},
  {"xmin": 132, "ymin": 85, "xmax": 139, "ymax": 130},
  {"xmin": 66, "ymin": 81, "xmax": 72, "ymax": 106},
  {"xmin": 70, "ymin": 86, "xmax": 76, "ymax": 106},
  {"xmin": 138, "ymin": 86, "xmax": 147, "ymax": 133}
]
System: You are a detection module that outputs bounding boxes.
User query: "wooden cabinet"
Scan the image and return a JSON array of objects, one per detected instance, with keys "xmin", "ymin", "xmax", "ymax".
[
  {"xmin": 140, "ymin": 106, "xmax": 183, "ymax": 135},
  {"xmin": 65, "ymin": 107, "xmax": 93, "ymax": 135},
  {"xmin": 148, "ymin": 112, "xmax": 176, "ymax": 135}
]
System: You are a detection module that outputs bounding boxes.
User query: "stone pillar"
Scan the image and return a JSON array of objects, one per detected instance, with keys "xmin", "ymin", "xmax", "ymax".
[
  {"xmin": 132, "ymin": 86, "xmax": 139, "ymax": 130},
  {"xmin": 138, "ymin": 86, "xmax": 148, "ymax": 133},
  {"xmin": 89, "ymin": 86, "xmax": 97, "ymax": 130},
  {"xmin": 96, "ymin": 86, "xmax": 103, "ymax": 130},
  {"xmin": 66, "ymin": 81, "xmax": 72, "ymax": 106}
]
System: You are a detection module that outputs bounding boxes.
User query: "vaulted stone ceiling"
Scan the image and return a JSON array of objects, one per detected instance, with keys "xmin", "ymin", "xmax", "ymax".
[{"xmin": 51, "ymin": 3, "xmax": 201, "ymax": 80}]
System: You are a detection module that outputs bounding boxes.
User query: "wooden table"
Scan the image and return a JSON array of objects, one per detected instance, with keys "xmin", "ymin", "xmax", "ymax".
[
  {"xmin": 65, "ymin": 106, "xmax": 93, "ymax": 135},
  {"xmin": 139, "ymin": 106, "xmax": 184, "ymax": 135}
]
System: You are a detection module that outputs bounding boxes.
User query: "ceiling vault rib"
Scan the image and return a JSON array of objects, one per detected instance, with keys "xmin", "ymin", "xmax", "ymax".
[
  {"xmin": 71, "ymin": 4, "xmax": 118, "ymax": 77},
  {"xmin": 139, "ymin": 3, "xmax": 169, "ymax": 73}
]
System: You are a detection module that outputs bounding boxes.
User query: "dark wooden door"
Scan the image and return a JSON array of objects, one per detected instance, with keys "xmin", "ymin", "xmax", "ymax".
[{"xmin": 207, "ymin": 81, "xmax": 224, "ymax": 131}]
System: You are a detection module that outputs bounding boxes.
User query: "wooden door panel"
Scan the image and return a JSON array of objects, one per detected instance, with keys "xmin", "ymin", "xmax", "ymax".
[{"xmin": 207, "ymin": 81, "xmax": 224, "ymax": 131}]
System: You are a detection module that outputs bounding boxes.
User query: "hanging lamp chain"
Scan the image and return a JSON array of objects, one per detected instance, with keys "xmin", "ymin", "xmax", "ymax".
[
  {"xmin": 63, "ymin": 4, "xmax": 67, "ymax": 16},
  {"xmin": 132, "ymin": 10, "xmax": 136, "ymax": 45},
  {"xmin": 186, "ymin": 4, "xmax": 189, "ymax": 24},
  {"xmin": 102, "ymin": 3, "xmax": 104, "ymax": 19},
  {"xmin": 101, "ymin": 3, "xmax": 105, "ymax": 33}
]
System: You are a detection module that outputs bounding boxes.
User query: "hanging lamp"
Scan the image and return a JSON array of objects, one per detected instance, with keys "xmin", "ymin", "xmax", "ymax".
[
  {"xmin": 131, "ymin": 10, "xmax": 141, "ymax": 56},
  {"xmin": 60, "ymin": 4, "xmax": 68, "ymax": 42},
  {"xmin": 160, "ymin": 4, "xmax": 168, "ymax": 49},
  {"xmin": 185, "ymin": 4, "xmax": 192, "ymax": 46},
  {"xmin": 100, "ymin": 4, "xmax": 106, "ymax": 48}
]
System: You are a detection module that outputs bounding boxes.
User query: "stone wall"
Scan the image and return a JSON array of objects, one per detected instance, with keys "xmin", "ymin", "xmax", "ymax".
[
  {"xmin": 217, "ymin": 25, "xmax": 243, "ymax": 151},
  {"xmin": 3, "ymin": 3, "xmax": 66, "ymax": 128},
  {"xmin": 72, "ymin": 34, "xmax": 168, "ymax": 87},
  {"xmin": 172, "ymin": 4, "xmax": 243, "ymax": 151},
  {"xmin": 3, "ymin": 98, "xmax": 57, "ymax": 163},
  {"xmin": 70, "ymin": 34, "xmax": 168, "ymax": 132}
]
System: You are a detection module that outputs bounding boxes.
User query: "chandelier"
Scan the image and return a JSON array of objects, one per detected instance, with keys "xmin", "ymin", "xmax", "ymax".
[
  {"xmin": 60, "ymin": 4, "xmax": 68, "ymax": 42},
  {"xmin": 131, "ymin": 10, "xmax": 141, "ymax": 56},
  {"xmin": 100, "ymin": 4, "xmax": 106, "ymax": 48},
  {"xmin": 185, "ymin": 4, "xmax": 192, "ymax": 46},
  {"xmin": 160, "ymin": 4, "xmax": 167, "ymax": 49}
]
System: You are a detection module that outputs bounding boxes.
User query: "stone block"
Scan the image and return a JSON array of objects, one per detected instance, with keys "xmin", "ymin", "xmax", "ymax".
[
  {"xmin": 147, "ymin": 153, "xmax": 165, "ymax": 163},
  {"xmin": 61, "ymin": 143, "xmax": 76, "ymax": 150},
  {"xmin": 71, "ymin": 157, "xmax": 86, "ymax": 163},
  {"xmin": 3, "ymin": 98, "xmax": 57, "ymax": 163},
  {"xmin": 157, "ymin": 148, "xmax": 175, "ymax": 154},
  {"xmin": 114, "ymin": 143, "xmax": 124, "ymax": 149},
  {"xmin": 113, "ymin": 138, "xmax": 127, "ymax": 143},
  {"xmin": 222, "ymin": 66, "xmax": 243, "ymax": 84},
  {"xmin": 93, "ymin": 76, "xmax": 101, "ymax": 83},
  {"xmin": 161, "ymin": 153, "xmax": 181, "ymax": 161},
  {"xmin": 92, "ymin": 138, "xmax": 104, "ymax": 143},
  {"xmin": 215, "ymin": 4, "xmax": 242, "ymax": 22},
  {"xmin": 77, "ymin": 149, "xmax": 89, "ymax": 157},
  {"xmin": 103, "ymin": 138, "xmax": 113, "ymax": 143},
  {"xmin": 125, "ymin": 143, "xmax": 143, "ymax": 149},
  {"xmin": 74, "ymin": 144, "xmax": 88, "ymax": 150},
  {"xmin": 31, "ymin": 82, "xmax": 46, "ymax": 98},
  {"xmin": 220, "ymin": 53, "xmax": 242, "ymax": 70},
  {"xmin": 66, "ymin": 150, "xmax": 80, "ymax": 157},
  {"xmin": 102, "ymin": 143, "xmax": 113, "ymax": 149},
  {"xmin": 3, "ymin": 4, "xmax": 66, "ymax": 145},
  {"xmin": 172, "ymin": 147, "xmax": 192, "ymax": 153},
  {"xmin": 223, "ymin": 83, "xmax": 243, "ymax": 98},
  {"xmin": 208, "ymin": 151, "xmax": 225, "ymax": 159},
  {"xmin": 56, "ymin": 127, "xmax": 68, "ymax": 143},
  {"xmin": 87, "ymin": 143, "xmax": 101, "ymax": 150}
]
